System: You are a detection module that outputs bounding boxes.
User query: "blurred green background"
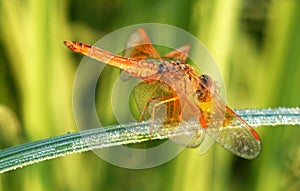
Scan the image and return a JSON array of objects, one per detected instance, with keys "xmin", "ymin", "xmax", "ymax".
[{"xmin": 0, "ymin": 0, "xmax": 300, "ymax": 190}]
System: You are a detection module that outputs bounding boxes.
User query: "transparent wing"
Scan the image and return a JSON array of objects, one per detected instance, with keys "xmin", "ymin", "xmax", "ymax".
[
  {"xmin": 133, "ymin": 80, "xmax": 180, "ymax": 122},
  {"xmin": 121, "ymin": 29, "xmax": 162, "ymax": 80},
  {"xmin": 124, "ymin": 28, "xmax": 161, "ymax": 60},
  {"xmin": 162, "ymin": 44, "xmax": 190, "ymax": 62},
  {"xmin": 198, "ymin": 135, "xmax": 215, "ymax": 154},
  {"xmin": 206, "ymin": 99, "xmax": 261, "ymax": 159},
  {"xmin": 133, "ymin": 80, "xmax": 205, "ymax": 147}
]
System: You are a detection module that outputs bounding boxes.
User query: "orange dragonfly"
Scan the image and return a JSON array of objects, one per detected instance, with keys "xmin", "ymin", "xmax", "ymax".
[{"xmin": 64, "ymin": 29, "xmax": 261, "ymax": 159}]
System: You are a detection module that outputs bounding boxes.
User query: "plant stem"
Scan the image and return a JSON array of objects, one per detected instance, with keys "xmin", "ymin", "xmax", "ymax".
[{"xmin": 0, "ymin": 107, "xmax": 299, "ymax": 173}]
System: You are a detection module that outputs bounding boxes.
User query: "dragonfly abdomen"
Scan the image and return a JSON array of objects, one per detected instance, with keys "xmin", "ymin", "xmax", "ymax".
[
  {"xmin": 125, "ymin": 60, "xmax": 159, "ymax": 79},
  {"xmin": 64, "ymin": 41, "xmax": 141, "ymax": 71}
]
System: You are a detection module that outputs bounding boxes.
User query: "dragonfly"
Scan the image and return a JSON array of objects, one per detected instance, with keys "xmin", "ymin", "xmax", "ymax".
[{"xmin": 64, "ymin": 28, "xmax": 261, "ymax": 159}]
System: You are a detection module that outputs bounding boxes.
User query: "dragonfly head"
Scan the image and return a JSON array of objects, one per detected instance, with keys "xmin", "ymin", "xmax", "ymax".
[{"xmin": 196, "ymin": 74, "xmax": 217, "ymax": 102}]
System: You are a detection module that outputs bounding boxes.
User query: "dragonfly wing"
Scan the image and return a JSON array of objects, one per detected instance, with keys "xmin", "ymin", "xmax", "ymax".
[
  {"xmin": 133, "ymin": 80, "xmax": 205, "ymax": 148},
  {"xmin": 170, "ymin": 130, "xmax": 205, "ymax": 148},
  {"xmin": 119, "ymin": 71, "xmax": 134, "ymax": 81},
  {"xmin": 124, "ymin": 28, "xmax": 161, "ymax": 60},
  {"xmin": 162, "ymin": 44, "xmax": 190, "ymax": 62},
  {"xmin": 121, "ymin": 29, "xmax": 162, "ymax": 80},
  {"xmin": 133, "ymin": 80, "xmax": 179, "ymax": 121},
  {"xmin": 206, "ymin": 106, "xmax": 261, "ymax": 159},
  {"xmin": 198, "ymin": 135, "xmax": 215, "ymax": 154}
]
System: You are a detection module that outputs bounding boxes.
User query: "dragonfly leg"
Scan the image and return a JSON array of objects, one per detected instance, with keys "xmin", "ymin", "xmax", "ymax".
[
  {"xmin": 151, "ymin": 97, "xmax": 180, "ymax": 124},
  {"xmin": 138, "ymin": 97, "xmax": 162, "ymax": 122},
  {"xmin": 139, "ymin": 96, "xmax": 180, "ymax": 138},
  {"xmin": 150, "ymin": 97, "xmax": 180, "ymax": 135}
]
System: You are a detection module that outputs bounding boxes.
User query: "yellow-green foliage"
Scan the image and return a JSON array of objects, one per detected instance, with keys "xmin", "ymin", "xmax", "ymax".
[{"xmin": 0, "ymin": 0, "xmax": 299, "ymax": 190}]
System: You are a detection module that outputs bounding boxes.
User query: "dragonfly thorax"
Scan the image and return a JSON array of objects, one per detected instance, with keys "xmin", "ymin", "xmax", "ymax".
[{"xmin": 196, "ymin": 74, "xmax": 217, "ymax": 102}]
